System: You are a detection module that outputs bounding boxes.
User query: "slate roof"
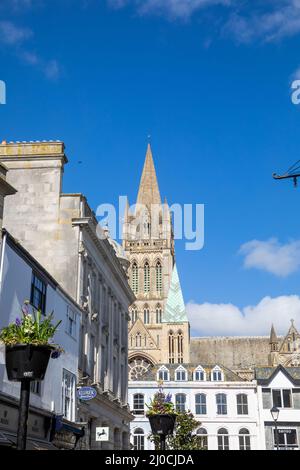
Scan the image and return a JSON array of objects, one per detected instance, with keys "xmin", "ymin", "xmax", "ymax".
[{"xmin": 130, "ymin": 363, "xmax": 245, "ymax": 382}]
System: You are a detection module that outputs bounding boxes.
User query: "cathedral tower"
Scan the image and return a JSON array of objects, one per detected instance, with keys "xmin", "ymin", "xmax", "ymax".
[{"xmin": 123, "ymin": 144, "xmax": 190, "ymax": 379}]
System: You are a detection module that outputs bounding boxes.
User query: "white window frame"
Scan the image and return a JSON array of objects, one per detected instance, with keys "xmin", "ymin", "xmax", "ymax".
[
  {"xmin": 175, "ymin": 366, "xmax": 187, "ymax": 381},
  {"xmin": 66, "ymin": 306, "xmax": 77, "ymax": 339},
  {"xmin": 133, "ymin": 394, "xmax": 145, "ymax": 415},
  {"xmin": 211, "ymin": 366, "xmax": 223, "ymax": 382},
  {"xmin": 62, "ymin": 369, "xmax": 76, "ymax": 422},
  {"xmin": 272, "ymin": 388, "xmax": 293, "ymax": 409},
  {"xmin": 216, "ymin": 393, "xmax": 227, "ymax": 415},
  {"xmin": 193, "ymin": 366, "xmax": 206, "ymax": 381},
  {"xmin": 157, "ymin": 366, "xmax": 169, "ymax": 382},
  {"xmin": 175, "ymin": 393, "xmax": 186, "ymax": 412},
  {"xmin": 195, "ymin": 393, "xmax": 207, "ymax": 415},
  {"xmin": 133, "ymin": 428, "xmax": 145, "ymax": 450}
]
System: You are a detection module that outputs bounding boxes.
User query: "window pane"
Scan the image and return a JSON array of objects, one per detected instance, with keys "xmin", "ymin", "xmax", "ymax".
[
  {"xmin": 283, "ymin": 389, "xmax": 292, "ymax": 408},
  {"xmin": 272, "ymin": 390, "xmax": 282, "ymax": 408}
]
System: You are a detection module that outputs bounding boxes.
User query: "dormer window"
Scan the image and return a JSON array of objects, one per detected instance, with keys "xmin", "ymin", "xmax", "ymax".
[
  {"xmin": 211, "ymin": 366, "xmax": 223, "ymax": 382},
  {"xmin": 157, "ymin": 366, "xmax": 169, "ymax": 382},
  {"xmin": 175, "ymin": 366, "xmax": 187, "ymax": 381},
  {"xmin": 194, "ymin": 366, "xmax": 206, "ymax": 381}
]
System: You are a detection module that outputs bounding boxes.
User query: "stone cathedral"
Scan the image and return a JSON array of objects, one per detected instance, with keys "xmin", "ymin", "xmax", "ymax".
[{"xmin": 123, "ymin": 144, "xmax": 190, "ymax": 379}]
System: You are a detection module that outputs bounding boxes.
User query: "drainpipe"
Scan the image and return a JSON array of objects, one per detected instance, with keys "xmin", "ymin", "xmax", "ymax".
[{"xmin": 0, "ymin": 231, "xmax": 7, "ymax": 293}]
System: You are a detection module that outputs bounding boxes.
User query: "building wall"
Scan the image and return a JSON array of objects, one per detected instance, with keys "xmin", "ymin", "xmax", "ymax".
[
  {"xmin": 0, "ymin": 141, "xmax": 134, "ymax": 449},
  {"xmin": 129, "ymin": 380, "xmax": 263, "ymax": 450},
  {"xmin": 191, "ymin": 336, "xmax": 272, "ymax": 371},
  {"xmin": 257, "ymin": 369, "xmax": 300, "ymax": 450},
  {"xmin": 0, "ymin": 236, "xmax": 81, "ymax": 419}
]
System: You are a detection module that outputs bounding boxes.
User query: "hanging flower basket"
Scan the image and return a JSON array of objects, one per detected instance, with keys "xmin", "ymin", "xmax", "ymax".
[
  {"xmin": 5, "ymin": 344, "xmax": 54, "ymax": 381},
  {"xmin": 148, "ymin": 414, "xmax": 176, "ymax": 436},
  {"xmin": 0, "ymin": 302, "xmax": 63, "ymax": 382}
]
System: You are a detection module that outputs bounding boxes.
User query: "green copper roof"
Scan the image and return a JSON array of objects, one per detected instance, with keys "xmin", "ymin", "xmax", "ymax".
[{"xmin": 163, "ymin": 264, "xmax": 188, "ymax": 323}]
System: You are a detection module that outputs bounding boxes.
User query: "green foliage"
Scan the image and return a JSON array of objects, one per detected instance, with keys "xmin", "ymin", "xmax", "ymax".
[
  {"xmin": 0, "ymin": 301, "xmax": 62, "ymax": 347},
  {"xmin": 146, "ymin": 388, "xmax": 177, "ymax": 416},
  {"xmin": 168, "ymin": 411, "xmax": 205, "ymax": 450}
]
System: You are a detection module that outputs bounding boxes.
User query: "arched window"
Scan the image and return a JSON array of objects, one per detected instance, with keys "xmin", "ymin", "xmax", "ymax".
[
  {"xmin": 157, "ymin": 366, "xmax": 169, "ymax": 381},
  {"xmin": 239, "ymin": 428, "xmax": 251, "ymax": 450},
  {"xmin": 133, "ymin": 428, "xmax": 145, "ymax": 450},
  {"xmin": 144, "ymin": 262, "xmax": 150, "ymax": 293},
  {"xmin": 177, "ymin": 330, "xmax": 183, "ymax": 363},
  {"xmin": 156, "ymin": 304, "xmax": 162, "ymax": 323},
  {"xmin": 197, "ymin": 428, "xmax": 208, "ymax": 450},
  {"xmin": 132, "ymin": 262, "xmax": 138, "ymax": 295},
  {"xmin": 156, "ymin": 261, "xmax": 162, "ymax": 293},
  {"xmin": 143, "ymin": 305, "xmax": 150, "ymax": 324},
  {"xmin": 175, "ymin": 393, "xmax": 186, "ymax": 412},
  {"xmin": 168, "ymin": 331, "xmax": 174, "ymax": 364},
  {"xmin": 175, "ymin": 366, "xmax": 187, "ymax": 381},
  {"xmin": 194, "ymin": 366, "xmax": 206, "ymax": 381},
  {"xmin": 131, "ymin": 306, "xmax": 137, "ymax": 324},
  {"xmin": 237, "ymin": 394, "xmax": 248, "ymax": 415},
  {"xmin": 217, "ymin": 428, "xmax": 229, "ymax": 450},
  {"xmin": 216, "ymin": 393, "xmax": 227, "ymax": 415},
  {"xmin": 135, "ymin": 332, "xmax": 142, "ymax": 348},
  {"xmin": 195, "ymin": 394, "xmax": 207, "ymax": 415},
  {"xmin": 133, "ymin": 394, "xmax": 144, "ymax": 415}
]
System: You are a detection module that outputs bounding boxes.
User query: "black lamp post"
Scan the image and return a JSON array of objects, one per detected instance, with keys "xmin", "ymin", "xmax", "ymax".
[
  {"xmin": 5, "ymin": 344, "xmax": 53, "ymax": 450},
  {"xmin": 270, "ymin": 406, "xmax": 280, "ymax": 450}
]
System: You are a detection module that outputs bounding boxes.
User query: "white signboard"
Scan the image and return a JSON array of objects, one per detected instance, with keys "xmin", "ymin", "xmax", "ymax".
[{"xmin": 96, "ymin": 426, "xmax": 109, "ymax": 442}]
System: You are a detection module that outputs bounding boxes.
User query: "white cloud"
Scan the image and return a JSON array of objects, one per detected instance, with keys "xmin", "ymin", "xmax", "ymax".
[
  {"xmin": 187, "ymin": 295, "xmax": 300, "ymax": 336},
  {"xmin": 0, "ymin": 20, "xmax": 61, "ymax": 80},
  {"xmin": 108, "ymin": 0, "xmax": 300, "ymax": 42},
  {"xmin": 239, "ymin": 238, "xmax": 300, "ymax": 277},
  {"xmin": 43, "ymin": 59, "xmax": 60, "ymax": 80},
  {"xmin": 108, "ymin": 0, "xmax": 231, "ymax": 20},
  {"xmin": 0, "ymin": 20, "xmax": 32, "ymax": 45}
]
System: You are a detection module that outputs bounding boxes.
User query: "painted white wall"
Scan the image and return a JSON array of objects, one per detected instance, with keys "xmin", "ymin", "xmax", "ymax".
[
  {"xmin": 0, "ymin": 239, "xmax": 81, "ymax": 421},
  {"xmin": 258, "ymin": 370, "xmax": 300, "ymax": 434},
  {"xmin": 129, "ymin": 379, "xmax": 264, "ymax": 450}
]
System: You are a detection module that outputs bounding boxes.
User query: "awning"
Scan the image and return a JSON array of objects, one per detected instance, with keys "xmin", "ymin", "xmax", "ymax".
[{"xmin": 0, "ymin": 432, "xmax": 58, "ymax": 450}]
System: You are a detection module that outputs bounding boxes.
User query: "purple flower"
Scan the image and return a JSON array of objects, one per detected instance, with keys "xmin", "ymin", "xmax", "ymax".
[
  {"xmin": 21, "ymin": 303, "xmax": 29, "ymax": 316},
  {"xmin": 165, "ymin": 393, "xmax": 172, "ymax": 403},
  {"xmin": 15, "ymin": 317, "xmax": 22, "ymax": 327}
]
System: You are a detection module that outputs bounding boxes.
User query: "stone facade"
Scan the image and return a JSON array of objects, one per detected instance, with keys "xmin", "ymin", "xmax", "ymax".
[
  {"xmin": 0, "ymin": 162, "xmax": 16, "ymax": 246},
  {"xmin": 123, "ymin": 144, "xmax": 190, "ymax": 376},
  {"xmin": 191, "ymin": 321, "xmax": 300, "ymax": 380},
  {"xmin": 0, "ymin": 140, "xmax": 135, "ymax": 449}
]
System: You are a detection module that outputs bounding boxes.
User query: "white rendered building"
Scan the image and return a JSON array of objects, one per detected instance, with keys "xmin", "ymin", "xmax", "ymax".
[
  {"xmin": 0, "ymin": 230, "xmax": 83, "ymax": 449},
  {"xmin": 256, "ymin": 365, "xmax": 300, "ymax": 450},
  {"xmin": 129, "ymin": 363, "xmax": 264, "ymax": 450}
]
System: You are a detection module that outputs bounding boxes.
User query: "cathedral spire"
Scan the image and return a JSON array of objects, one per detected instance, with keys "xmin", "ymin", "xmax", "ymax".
[
  {"xmin": 136, "ymin": 143, "xmax": 161, "ymax": 208},
  {"xmin": 269, "ymin": 324, "xmax": 278, "ymax": 345}
]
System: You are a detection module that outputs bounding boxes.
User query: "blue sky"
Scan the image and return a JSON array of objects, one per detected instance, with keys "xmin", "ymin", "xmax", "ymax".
[{"xmin": 2, "ymin": 0, "xmax": 300, "ymax": 335}]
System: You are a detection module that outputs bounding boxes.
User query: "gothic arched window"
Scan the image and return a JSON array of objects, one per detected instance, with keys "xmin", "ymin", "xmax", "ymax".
[
  {"xmin": 131, "ymin": 305, "xmax": 138, "ymax": 324},
  {"xmin": 168, "ymin": 330, "xmax": 174, "ymax": 364},
  {"xmin": 132, "ymin": 262, "xmax": 139, "ymax": 295},
  {"xmin": 135, "ymin": 332, "xmax": 142, "ymax": 348},
  {"xmin": 144, "ymin": 261, "xmax": 150, "ymax": 293},
  {"xmin": 143, "ymin": 305, "xmax": 150, "ymax": 324},
  {"xmin": 156, "ymin": 304, "xmax": 162, "ymax": 323},
  {"xmin": 156, "ymin": 261, "xmax": 162, "ymax": 293},
  {"xmin": 177, "ymin": 330, "xmax": 183, "ymax": 363}
]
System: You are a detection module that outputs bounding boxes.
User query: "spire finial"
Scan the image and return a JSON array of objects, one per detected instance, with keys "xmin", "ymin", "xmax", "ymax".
[{"xmin": 136, "ymin": 143, "xmax": 161, "ymax": 207}]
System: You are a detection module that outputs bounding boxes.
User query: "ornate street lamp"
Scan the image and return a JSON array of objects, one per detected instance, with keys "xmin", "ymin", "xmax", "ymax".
[{"xmin": 270, "ymin": 406, "xmax": 280, "ymax": 450}]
